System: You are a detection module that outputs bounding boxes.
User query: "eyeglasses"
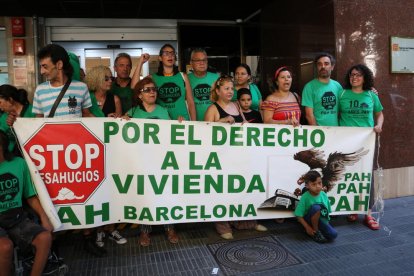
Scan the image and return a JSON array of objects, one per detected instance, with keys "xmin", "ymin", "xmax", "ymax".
[
  {"xmin": 140, "ymin": 87, "xmax": 158, "ymax": 93},
  {"xmin": 191, "ymin": 59, "xmax": 207, "ymax": 64},
  {"xmin": 349, "ymin": 73, "xmax": 363, "ymax": 78},
  {"xmin": 104, "ymin": 76, "xmax": 114, "ymax": 81},
  {"xmin": 161, "ymin": 51, "xmax": 176, "ymax": 57}
]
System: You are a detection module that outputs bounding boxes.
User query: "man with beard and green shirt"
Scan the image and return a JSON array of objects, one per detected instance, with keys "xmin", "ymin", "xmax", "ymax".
[
  {"xmin": 302, "ymin": 53, "xmax": 342, "ymax": 126},
  {"xmin": 188, "ymin": 48, "xmax": 220, "ymax": 121},
  {"xmin": 111, "ymin": 53, "xmax": 133, "ymax": 114}
]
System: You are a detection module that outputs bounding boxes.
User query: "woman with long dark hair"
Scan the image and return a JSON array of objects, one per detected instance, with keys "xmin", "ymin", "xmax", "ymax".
[{"xmin": 131, "ymin": 44, "xmax": 196, "ymax": 121}]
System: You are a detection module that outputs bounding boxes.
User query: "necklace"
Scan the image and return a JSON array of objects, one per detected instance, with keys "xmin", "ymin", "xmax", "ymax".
[{"xmin": 164, "ymin": 71, "xmax": 174, "ymax": 76}]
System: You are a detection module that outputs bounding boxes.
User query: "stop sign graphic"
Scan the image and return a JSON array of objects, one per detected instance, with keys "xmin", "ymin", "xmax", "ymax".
[{"xmin": 24, "ymin": 123, "xmax": 105, "ymax": 204}]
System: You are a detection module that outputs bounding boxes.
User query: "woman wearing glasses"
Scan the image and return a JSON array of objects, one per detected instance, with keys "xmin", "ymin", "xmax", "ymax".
[
  {"xmin": 84, "ymin": 66, "xmax": 126, "ymax": 255},
  {"xmin": 339, "ymin": 64, "xmax": 384, "ymax": 231},
  {"xmin": 126, "ymin": 76, "xmax": 170, "ymax": 120},
  {"xmin": 131, "ymin": 44, "xmax": 196, "ymax": 121},
  {"xmin": 125, "ymin": 76, "xmax": 179, "ymax": 246},
  {"xmin": 85, "ymin": 65, "xmax": 122, "ymax": 118}
]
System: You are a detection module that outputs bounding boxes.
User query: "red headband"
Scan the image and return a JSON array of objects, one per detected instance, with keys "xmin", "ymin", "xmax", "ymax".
[{"xmin": 274, "ymin": 66, "xmax": 288, "ymax": 79}]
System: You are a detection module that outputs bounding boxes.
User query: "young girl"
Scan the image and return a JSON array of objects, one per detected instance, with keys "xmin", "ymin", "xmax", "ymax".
[
  {"xmin": 294, "ymin": 170, "xmax": 337, "ymax": 243},
  {"xmin": 237, "ymin": 88, "xmax": 263, "ymax": 123}
]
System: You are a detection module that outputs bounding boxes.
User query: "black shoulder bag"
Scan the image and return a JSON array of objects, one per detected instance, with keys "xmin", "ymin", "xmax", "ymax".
[{"xmin": 48, "ymin": 79, "xmax": 72, "ymax": 118}]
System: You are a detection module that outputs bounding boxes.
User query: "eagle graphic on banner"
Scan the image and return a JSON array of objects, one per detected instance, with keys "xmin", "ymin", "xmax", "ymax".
[{"xmin": 294, "ymin": 147, "xmax": 369, "ymax": 192}]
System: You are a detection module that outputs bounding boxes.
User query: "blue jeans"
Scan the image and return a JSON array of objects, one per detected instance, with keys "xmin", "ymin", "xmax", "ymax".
[{"xmin": 304, "ymin": 204, "xmax": 337, "ymax": 240}]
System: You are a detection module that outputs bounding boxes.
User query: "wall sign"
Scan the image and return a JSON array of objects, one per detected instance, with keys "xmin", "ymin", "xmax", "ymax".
[{"xmin": 391, "ymin": 36, "xmax": 414, "ymax": 73}]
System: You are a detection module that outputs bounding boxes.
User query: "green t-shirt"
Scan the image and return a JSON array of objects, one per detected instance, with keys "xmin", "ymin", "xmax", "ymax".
[
  {"xmin": 0, "ymin": 157, "xmax": 36, "ymax": 213},
  {"xmin": 152, "ymin": 73, "xmax": 190, "ymax": 120},
  {"xmin": 188, "ymin": 71, "xmax": 220, "ymax": 121},
  {"xmin": 68, "ymin": 52, "xmax": 81, "ymax": 81},
  {"xmin": 232, "ymin": 83, "xmax": 263, "ymax": 111},
  {"xmin": 339, "ymin": 89, "xmax": 383, "ymax": 127},
  {"xmin": 89, "ymin": 92, "xmax": 105, "ymax": 118},
  {"xmin": 302, "ymin": 79, "xmax": 343, "ymax": 126},
  {"xmin": 110, "ymin": 79, "xmax": 133, "ymax": 114},
  {"xmin": 294, "ymin": 191, "xmax": 331, "ymax": 223},
  {"xmin": 0, "ymin": 105, "xmax": 35, "ymax": 152},
  {"xmin": 127, "ymin": 105, "xmax": 170, "ymax": 120}
]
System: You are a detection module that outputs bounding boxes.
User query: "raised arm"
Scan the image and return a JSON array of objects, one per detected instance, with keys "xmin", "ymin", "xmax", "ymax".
[{"xmin": 131, "ymin": 53, "xmax": 150, "ymax": 89}]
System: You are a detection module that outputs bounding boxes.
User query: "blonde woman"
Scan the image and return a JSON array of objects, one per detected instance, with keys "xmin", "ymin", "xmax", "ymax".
[
  {"xmin": 205, "ymin": 75, "xmax": 267, "ymax": 239},
  {"xmin": 85, "ymin": 65, "xmax": 122, "ymax": 118}
]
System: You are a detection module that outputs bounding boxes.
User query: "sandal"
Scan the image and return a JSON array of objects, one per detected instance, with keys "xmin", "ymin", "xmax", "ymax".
[
  {"xmin": 139, "ymin": 232, "xmax": 150, "ymax": 247},
  {"xmin": 364, "ymin": 215, "xmax": 380, "ymax": 230},
  {"xmin": 166, "ymin": 229, "xmax": 179, "ymax": 244},
  {"xmin": 347, "ymin": 214, "xmax": 358, "ymax": 222}
]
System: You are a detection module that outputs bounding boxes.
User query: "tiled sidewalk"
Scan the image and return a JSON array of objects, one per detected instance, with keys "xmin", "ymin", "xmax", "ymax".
[{"xmin": 56, "ymin": 196, "xmax": 414, "ymax": 275}]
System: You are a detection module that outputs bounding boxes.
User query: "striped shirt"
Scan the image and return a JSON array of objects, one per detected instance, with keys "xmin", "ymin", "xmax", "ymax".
[
  {"xmin": 33, "ymin": 80, "xmax": 92, "ymax": 118},
  {"xmin": 261, "ymin": 100, "xmax": 301, "ymax": 121}
]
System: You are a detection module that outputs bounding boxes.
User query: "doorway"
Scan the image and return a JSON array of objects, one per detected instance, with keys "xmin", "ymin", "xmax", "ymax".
[{"xmin": 84, "ymin": 48, "xmax": 142, "ymax": 77}]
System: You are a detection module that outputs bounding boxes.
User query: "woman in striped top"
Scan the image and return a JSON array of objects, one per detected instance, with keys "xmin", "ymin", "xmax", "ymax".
[{"xmin": 261, "ymin": 67, "xmax": 301, "ymax": 126}]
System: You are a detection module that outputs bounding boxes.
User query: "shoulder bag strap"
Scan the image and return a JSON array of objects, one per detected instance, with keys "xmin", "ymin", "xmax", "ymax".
[{"xmin": 48, "ymin": 79, "xmax": 72, "ymax": 118}]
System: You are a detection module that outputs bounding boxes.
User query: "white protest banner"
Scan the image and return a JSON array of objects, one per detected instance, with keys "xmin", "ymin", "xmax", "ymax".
[{"xmin": 14, "ymin": 118, "xmax": 375, "ymax": 231}]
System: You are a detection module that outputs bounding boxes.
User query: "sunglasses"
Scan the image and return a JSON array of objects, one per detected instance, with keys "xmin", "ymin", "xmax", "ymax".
[
  {"xmin": 140, "ymin": 87, "xmax": 158, "ymax": 93},
  {"xmin": 104, "ymin": 76, "xmax": 114, "ymax": 82},
  {"xmin": 161, "ymin": 51, "xmax": 176, "ymax": 57}
]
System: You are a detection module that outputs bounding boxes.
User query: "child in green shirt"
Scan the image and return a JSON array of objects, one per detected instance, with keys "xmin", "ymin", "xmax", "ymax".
[{"xmin": 294, "ymin": 170, "xmax": 337, "ymax": 243}]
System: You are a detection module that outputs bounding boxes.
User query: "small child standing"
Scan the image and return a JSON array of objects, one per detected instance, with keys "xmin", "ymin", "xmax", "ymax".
[
  {"xmin": 294, "ymin": 170, "xmax": 337, "ymax": 243},
  {"xmin": 237, "ymin": 88, "xmax": 263, "ymax": 123}
]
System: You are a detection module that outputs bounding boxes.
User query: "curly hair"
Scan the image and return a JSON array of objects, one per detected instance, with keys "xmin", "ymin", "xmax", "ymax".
[
  {"xmin": 85, "ymin": 66, "xmax": 111, "ymax": 92},
  {"xmin": 132, "ymin": 76, "xmax": 156, "ymax": 111},
  {"xmin": 343, "ymin": 64, "xmax": 374, "ymax": 90},
  {"xmin": 210, "ymin": 75, "xmax": 233, "ymax": 102}
]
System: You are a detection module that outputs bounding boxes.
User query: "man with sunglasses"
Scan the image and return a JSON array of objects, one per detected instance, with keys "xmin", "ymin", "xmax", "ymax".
[{"xmin": 188, "ymin": 48, "xmax": 220, "ymax": 121}]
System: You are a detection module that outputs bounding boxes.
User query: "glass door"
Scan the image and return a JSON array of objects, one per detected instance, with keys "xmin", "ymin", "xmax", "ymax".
[{"xmin": 84, "ymin": 48, "xmax": 142, "ymax": 77}]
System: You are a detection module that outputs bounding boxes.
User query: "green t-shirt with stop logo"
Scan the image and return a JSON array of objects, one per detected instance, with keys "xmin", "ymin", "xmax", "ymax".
[
  {"xmin": 152, "ymin": 73, "xmax": 190, "ymax": 120},
  {"xmin": 302, "ymin": 79, "xmax": 342, "ymax": 126},
  {"xmin": 0, "ymin": 157, "xmax": 36, "ymax": 213},
  {"xmin": 188, "ymin": 71, "xmax": 220, "ymax": 121}
]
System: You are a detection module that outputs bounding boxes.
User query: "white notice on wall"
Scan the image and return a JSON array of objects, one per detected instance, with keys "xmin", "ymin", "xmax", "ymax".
[{"xmin": 13, "ymin": 58, "xmax": 27, "ymax": 67}]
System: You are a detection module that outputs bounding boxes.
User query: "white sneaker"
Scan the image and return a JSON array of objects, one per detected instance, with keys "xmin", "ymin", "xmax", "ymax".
[
  {"xmin": 96, "ymin": 231, "xmax": 105, "ymax": 248},
  {"xmin": 220, "ymin": 233, "xmax": 234, "ymax": 240},
  {"xmin": 255, "ymin": 224, "xmax": 268, "ymax": 232},
  {"xmin": 108, "ymin": 230, "xmax": 127, "ymax": 244}
]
